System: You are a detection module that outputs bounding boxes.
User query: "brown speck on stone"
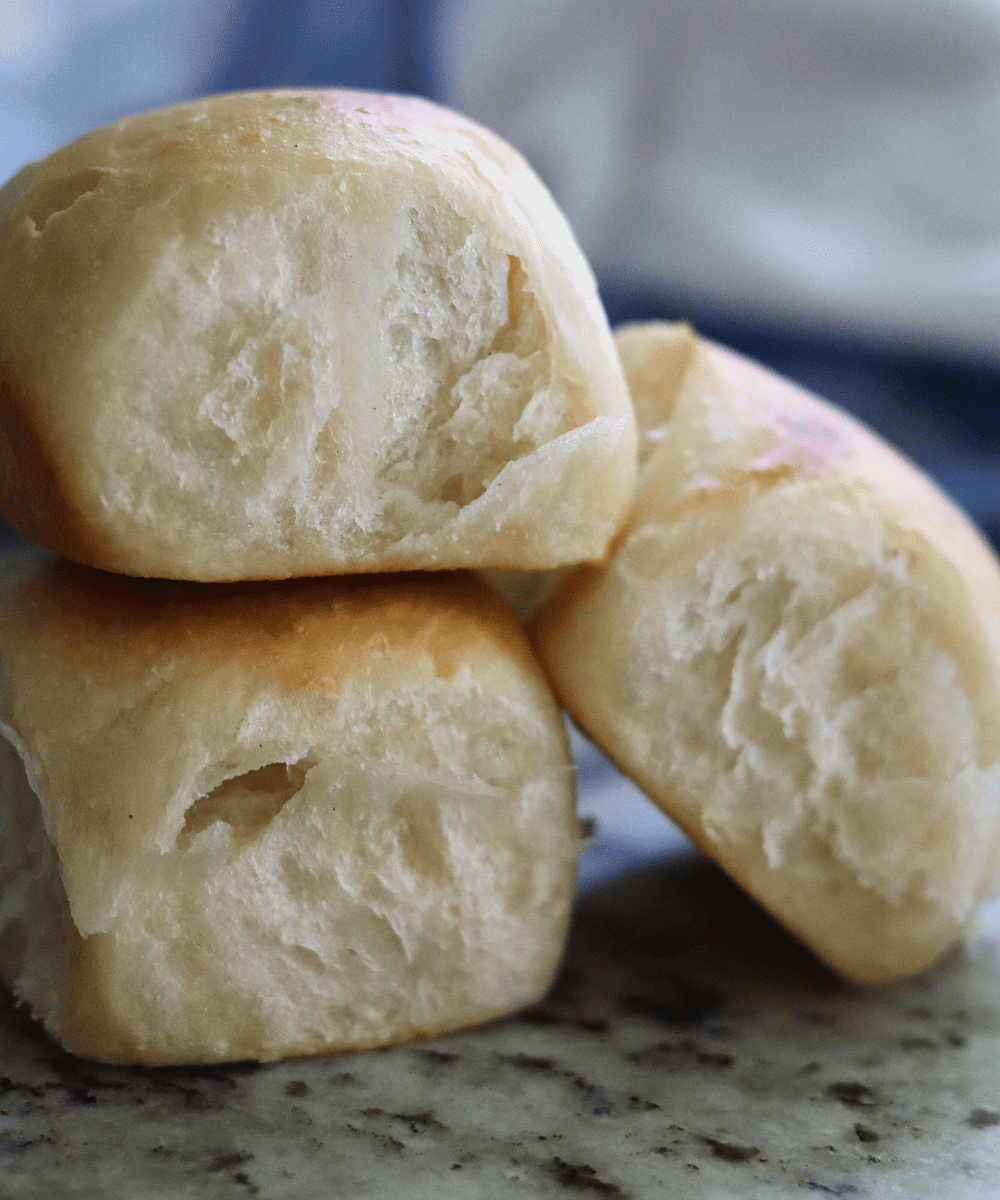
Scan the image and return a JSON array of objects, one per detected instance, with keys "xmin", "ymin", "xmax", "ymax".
[
  {"xmin": 547, "ymin": 1157, "xmax": 627, "ymax": 1195},
  {"xmin": 826, "ymin": 1082, "xmax": 877, "ymax": 1107},
  {"xmin": 345, "ymin": 1123, "xmax": 405, "ymax": 1153},
  {"xmin": 420, "ymin": 1050, "xmax": 459, "ymax": 1065},
  {"xmin": 0, "ymin": 1134, "xmax": 52, "ymax": 1154},
  {"xmin": 361, "ymin": 1108, "xmax": 383, "ymax": 1116},
  {"xmin": 390, "ymin": 1110, "xmax": 446, "ymax": 1134},
  {"xmin": 207, "ymin": 1151, "xmax": 253, "ymax": 1173},
  {"xmin": 571, "ymin": 1076, "xmax": 616, "ymax": 1115},
  {"xmin": 501, "ymin": 1053, "xmax": 558, "ymax": 1073},
  {"xmin": 285, "ymin": 1081, "xmax": 308, "ymax": 1097},
  {"xmin": 625, "ymin": 1038, "xmax": 732, "ymax": 1070},
  {"xmin": 697, "ymin": 1051, "xmax": 735, "ymax": 1068},
  {"xmin": 699, "ymin": 1136, "xmax": 760, "ymax": 1162},
  {"xmin": 898, "ymin": 1037, "xmax": 937, "ymax": 1051},
  {"xmin": 966, "ymin": 1109, "xmax": 1000, "ymax": 1129}
]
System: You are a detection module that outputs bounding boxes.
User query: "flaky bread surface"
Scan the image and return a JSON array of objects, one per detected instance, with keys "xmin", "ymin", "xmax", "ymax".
[
  {"xmin": 531, "ymin": 322, "xmax": 1000, "ymax": 984},
  {"xmin": 0, "ymin": 556, "xmax": 577, "ymax": 1064},
  {"xmin": 0, "ymin": 90, "xmax": 634, "ymax": 580}
]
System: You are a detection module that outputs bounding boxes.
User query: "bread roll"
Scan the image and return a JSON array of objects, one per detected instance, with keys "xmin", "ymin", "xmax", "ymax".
[
  {"xmin": 531, "ymin": 321, "xmax": 1000, "ymax": 983},
  {"xmin": 0, "ymin": 89, "xmax": 634, "ymax": 581},
  {"xmin": 0, "ymin": 554, "xmax": 578, "ymax": 1064}
]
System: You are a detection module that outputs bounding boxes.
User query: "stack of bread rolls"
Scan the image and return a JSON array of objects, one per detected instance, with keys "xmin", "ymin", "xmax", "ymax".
[
  {"xmin": 1, "ymin": 90, "xmax": 998, "ymax": 1065},
  {"xmin": 0, "ymin": 90, "xmax": 635, "ymax": 1065}
]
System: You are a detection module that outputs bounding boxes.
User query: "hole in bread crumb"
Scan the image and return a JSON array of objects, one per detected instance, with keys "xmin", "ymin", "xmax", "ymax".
[
  {"xmin": 288, "ymin": 944, "xmax": 325, "ymax": 973},
  {"xmin": 26, "ymin": 169, "xmax": 104, "ymax": 232},
  {"xmin": 177, "ymin": 759, "xmax": 312, "ymax": 851},
  {"xmin": 440, "ymin": 474, "xmax": 465, "ymax": 504}
]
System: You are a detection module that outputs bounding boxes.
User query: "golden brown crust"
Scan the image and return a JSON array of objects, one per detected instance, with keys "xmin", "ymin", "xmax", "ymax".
[
  {"xmin": 0, "ymin": 90, "xmax": 634, "ymax": 581},
  {"xmin": 698, "ymin": 337, "xmax": 1000, "ymax": 622},
  {"xmin": 0, "ymin": 373, "xmax": 107, "ymax": 566},
  {"xmin": 6, "ymin": 560, "xmax": 538, "ymax": 698}
]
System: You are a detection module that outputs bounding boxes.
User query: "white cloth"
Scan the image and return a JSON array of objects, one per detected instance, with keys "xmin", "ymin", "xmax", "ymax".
[{"xmin": 438, "ymin": 0, "xmax": 1000, "ymax": 357}]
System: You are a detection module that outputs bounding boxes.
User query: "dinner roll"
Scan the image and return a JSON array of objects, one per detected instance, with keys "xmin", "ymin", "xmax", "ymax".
[
  {"xmin": 0, "ymin": 89, "xmax": 634, "ymax": 580},
  {"xmin": 0, "ymin": 555, "xmax": 578, "ymax": 1065},
  {"xmin": 531, "ymin": 322, "xmax": 1000, "ymax": 984}
]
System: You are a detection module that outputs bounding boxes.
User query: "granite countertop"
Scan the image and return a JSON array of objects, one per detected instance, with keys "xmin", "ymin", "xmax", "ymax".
[{"xmin": 0, "ymin": 739, "xmax": 998, "ymax": 1199}]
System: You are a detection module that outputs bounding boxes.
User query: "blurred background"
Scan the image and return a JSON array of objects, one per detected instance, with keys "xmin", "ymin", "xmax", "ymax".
[{"xmin": 1, "ymin": 0, "xmax": 998, "ymax": 883}]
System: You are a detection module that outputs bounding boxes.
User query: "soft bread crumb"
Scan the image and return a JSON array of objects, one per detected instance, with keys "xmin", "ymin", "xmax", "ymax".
[
  {"xmin": 0, "ymin": 90, "xmax": 635, "ymax": 580},
  {"xmin": 531, "ymin": 322, "xmax": 1000, "ymax": 983},
  {"xmin": 0, "ymin": 558, "xmax": 578, "ymax": 1064}
]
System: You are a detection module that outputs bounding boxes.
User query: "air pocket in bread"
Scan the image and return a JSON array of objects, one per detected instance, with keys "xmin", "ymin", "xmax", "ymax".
[{"xmin": 0, "ymin": 556, "xmax": 577, "ymax": 1064}]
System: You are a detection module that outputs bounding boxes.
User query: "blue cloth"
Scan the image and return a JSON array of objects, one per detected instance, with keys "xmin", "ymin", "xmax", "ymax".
[{"xmin": 205, "ymin": 0, "xmax": 437, "ymax": 98}]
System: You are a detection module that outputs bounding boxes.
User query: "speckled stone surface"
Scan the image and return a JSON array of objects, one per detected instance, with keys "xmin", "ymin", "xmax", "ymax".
[{"xmin": 0, "ymin": 742, "xmax": 998, "ymax": 1199}]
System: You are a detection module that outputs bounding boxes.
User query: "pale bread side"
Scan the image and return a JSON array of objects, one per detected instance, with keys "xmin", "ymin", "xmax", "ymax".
[
  {"xmin": 0, "ymin": 556, "xmax": 578, "ymax": 1064},
  {"xmin": 531, "ymin": 322, "xmax": 1000, "ymax": 983}
]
